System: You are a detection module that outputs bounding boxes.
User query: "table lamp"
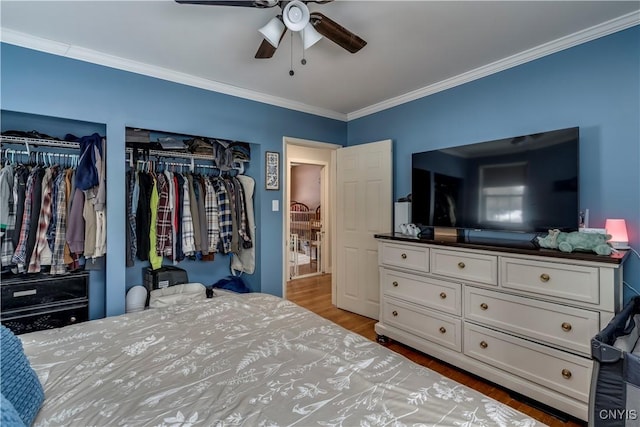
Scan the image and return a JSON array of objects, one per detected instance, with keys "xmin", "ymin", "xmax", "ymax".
[{"xmin": 605, "ymin": 219, "xmax": 629, "ymax": 249}]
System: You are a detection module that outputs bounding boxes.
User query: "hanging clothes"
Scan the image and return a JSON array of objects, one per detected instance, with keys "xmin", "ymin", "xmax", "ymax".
[
  {"xmin": 135, "ymin": 172, "xmax": 154, "ymax": 261},
  {"xmin": 125, "ymin": 169, "xmax": 136, "ymax": 267},
  {"xmin": 0, "ymin": 164, "xmax": 16, "ymax": 270},
  {"xmin": 2, "ymin": 162, "xmax": 86, "ymax": 274},
  {"xmin": 156, "ymin": 171, "xmax": 173, "ymax": 258},
  {"xmin": 27, "ymin": 166, "xmax": 55, "ymax": 273},
  {"xmin": 148, "ymin": 175, "xmax": 162, "ymax": 270},
  {"xmin": 231, "ymin": 175, "xmax": 256, "ymax": 275},
  {"xmin": 124, "ymin": 152, "xmax": 255, "ymax": 272},
  {"xmin": 50, "ymin": 169, "xmax": 69, "ymax": 275}
]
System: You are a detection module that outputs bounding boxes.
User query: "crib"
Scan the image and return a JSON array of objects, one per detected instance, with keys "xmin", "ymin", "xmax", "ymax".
[
  {"xmin": 589, "ymin": 296, "xmax": 640, "ymax": 426},
  {"xmin": 289, "ymin": 202, "xmax": 322, "ymax": 276}
]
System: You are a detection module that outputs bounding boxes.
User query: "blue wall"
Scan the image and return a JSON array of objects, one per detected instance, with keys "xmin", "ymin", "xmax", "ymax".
[
  {"xmin": 2, "ymin": 24, "xmax": 638, "ymax": 313},
  {"xmin": 348, "ymin": 26, "xmax": 640, "ymax": 302},
  {"xmin": 1, "ymin": 43, "xmax": 347, "ymax": 318}
]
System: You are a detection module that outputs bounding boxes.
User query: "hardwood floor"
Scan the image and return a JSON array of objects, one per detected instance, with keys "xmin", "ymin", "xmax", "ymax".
[{"xmin": 286, "ymin": 273, "xmax": 586, "ymax": 427}]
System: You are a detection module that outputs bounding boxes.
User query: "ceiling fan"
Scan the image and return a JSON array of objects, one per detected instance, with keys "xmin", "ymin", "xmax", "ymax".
[{"xmin": 175, "ymin": 0, "xmax": 367, "ymax": 59}]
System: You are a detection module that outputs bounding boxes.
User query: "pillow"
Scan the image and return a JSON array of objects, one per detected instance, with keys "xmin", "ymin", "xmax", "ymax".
[
  {"xmin": 1, "ymin": 393, "xmax": 26, "ymax": 427},
  {"xmin": 149, "ymin": 282, "xmax": 206, "ymax": 308},
  {"xmin": 0, "ymin": 325, "xmax": 44, "ymax": 426}
]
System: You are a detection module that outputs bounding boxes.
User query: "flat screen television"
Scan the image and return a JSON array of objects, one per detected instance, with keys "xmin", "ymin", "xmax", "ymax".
[{"xmin": 411, "ymin": 127, "xmax": 579, "ymax": 237}]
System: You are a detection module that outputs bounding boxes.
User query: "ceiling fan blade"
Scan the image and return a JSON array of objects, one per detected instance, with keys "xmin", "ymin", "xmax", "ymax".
[
  {"xmin": 310, "ymin": 12, "xmax": 367, "ymax": 53},
  {"xmin": 255, "ymin": 27, "xmax": 287, "ymax": 58},
  {"xmin": 175, "ymin": 0, "xmax": 277, "ymax": 8},
  {"xmin": 255, "ymin": 39, "xmax": 278, "ymax": 59}
]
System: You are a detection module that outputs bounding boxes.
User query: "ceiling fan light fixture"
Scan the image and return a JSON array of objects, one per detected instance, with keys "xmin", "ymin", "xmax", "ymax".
[
  {"xmin": 258, "ymin": 16, "xmax": 285, "ymax": 48},
  {"xmin": 302, "ymin": 23, "xmax": 322, "ymax": 49},
  {"xmin": 283, "ymin": 0, "xmax": 309, "ymax": 32}
]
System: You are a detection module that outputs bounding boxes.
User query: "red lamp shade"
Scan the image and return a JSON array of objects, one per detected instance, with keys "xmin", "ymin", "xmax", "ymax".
[{"xmin": 605, "ymin": 219, "xmax": 629, "ymax": 249}]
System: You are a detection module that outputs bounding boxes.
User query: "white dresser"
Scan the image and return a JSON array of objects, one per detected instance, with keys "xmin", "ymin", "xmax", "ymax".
[{"xmin": 374, "ymin": 234, "xmax": 626, "ymax": 421}]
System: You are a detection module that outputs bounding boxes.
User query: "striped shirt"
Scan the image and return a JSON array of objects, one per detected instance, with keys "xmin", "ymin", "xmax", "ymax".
[
  {"xmin": 205, "ymin": 177, "xmax": 220, "ymax": 253},
  {"xmin": 181, "ymin": 173, "xmax": 196, "ymax": 256}
]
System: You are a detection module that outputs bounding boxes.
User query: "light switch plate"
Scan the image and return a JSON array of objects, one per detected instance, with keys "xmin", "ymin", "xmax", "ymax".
[{"xmin": 272, "ymin": 200, "xmax": 279, "ymax": 211}]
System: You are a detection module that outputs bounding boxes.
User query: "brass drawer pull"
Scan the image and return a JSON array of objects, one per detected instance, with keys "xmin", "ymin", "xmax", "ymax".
[
  {"xmin": 392, "ymin": 281, "xmax": 399, "ymax": 287},
  {"xmin": 480, "ymin": 303, "xmax": 488, "ymax": 310},
  {"xmin": 392, "ymin": 310, "xmax": 398, "ymax": 317},
  {"xmin": 540, "ymin": 273, "xmax": 550, "ymax": 283},
  {"xmin": 439, "ymin": 292, "xmax": 447, "ymax": 299},
  {"xmin": 457, "ymin": 261, "xmax": 465, "ymax": 269},
  {"xmin": 561, "ymin": 369, "xmax": 572, "ymax": 379},
  {"xmin": 561, "ymin": 322, "xmax": 572, "ymax": 332},
  {"xmin": 479, "ymin": 341, "xmax": 488, "ymax": 349},
  {"xmin": 401, "ymin": 253, "xmax": 407, "ymax": 259},
  {"xmin": 439, "ymin": 327, "xmax": 446, "ymax": 334}
]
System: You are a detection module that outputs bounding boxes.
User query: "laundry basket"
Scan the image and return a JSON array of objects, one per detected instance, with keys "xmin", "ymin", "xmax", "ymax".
[{"xmin": 589, "ymin": 296, "xmax": 640, "ymax": 427}]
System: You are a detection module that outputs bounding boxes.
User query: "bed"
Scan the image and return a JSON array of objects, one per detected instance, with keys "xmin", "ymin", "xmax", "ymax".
[{"xmin": 17, "ymin": 291, "xmax": 542, "ymax": 426}]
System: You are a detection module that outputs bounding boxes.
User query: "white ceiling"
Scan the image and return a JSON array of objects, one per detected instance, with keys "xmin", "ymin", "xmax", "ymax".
[{"xmin": 1, "ymin": 1, "xmax": 639, "ymax": 121}]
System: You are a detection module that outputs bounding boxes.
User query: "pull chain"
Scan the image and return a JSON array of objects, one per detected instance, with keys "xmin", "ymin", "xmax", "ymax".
[{"xmin": 289, "ymin": 32, "xmax": 295, "ymax": 76}]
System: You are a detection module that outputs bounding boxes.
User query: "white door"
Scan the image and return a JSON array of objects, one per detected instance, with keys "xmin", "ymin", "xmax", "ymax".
[{"xmin": 335, "ymin": 140, "xmax": 393, "ymax": 319}]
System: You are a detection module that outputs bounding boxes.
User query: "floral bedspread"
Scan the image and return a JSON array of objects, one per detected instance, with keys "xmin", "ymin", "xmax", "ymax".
[{"xmin": 21, "ymin": 292, "xmax": 542, "ymax": 426}]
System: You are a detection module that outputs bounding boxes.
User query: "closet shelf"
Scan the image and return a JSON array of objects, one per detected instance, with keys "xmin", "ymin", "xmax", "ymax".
[
  {"xmin": 125, "ymin": 147, "xmax": 214, "ymax": 161},
  {"xmin": 0, "ymin": 135, "xmax": 80, "ymax": 149}
]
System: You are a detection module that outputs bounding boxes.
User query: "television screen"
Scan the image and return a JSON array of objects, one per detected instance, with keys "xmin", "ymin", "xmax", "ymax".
[{"xmin": 411, "ymin": 127, "xmax": 579, "ymax": 234}]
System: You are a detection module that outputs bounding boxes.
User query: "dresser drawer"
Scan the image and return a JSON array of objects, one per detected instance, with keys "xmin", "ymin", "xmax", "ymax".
[
  {"xmin": 465, "ymin": 287, "xmax": 599, "ymax": 356},
  {"xmin": 464, "ymin": 323, "xmax": 592, "ymax": 402},
  {"xmin": 1, "ymin": 273, "xmax": 89, "ymax": 311},
  {"xmin": 381, "ymin": 268, "xmax": 461, "ymax": 315},
  {"xmin": 501, "ymin": 257, "xmax": 599, "ymax": 304},
  {"xmin": 382, "ymin": 297, "xmax": 461, "ymax": 351},
  {"xmin": 379, "ymin": 243, "xmax": 429, "ymax": 273},
  {"xmin": 1, "ymin": 303, "xmax": 88, "ymax": 335},
  {"xmin": 431, "ymin": 249, "xmax": 497, "ymax": 285}
]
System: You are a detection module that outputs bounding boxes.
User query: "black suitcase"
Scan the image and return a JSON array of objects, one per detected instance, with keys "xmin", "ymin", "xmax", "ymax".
[{"xmin": 143, "ymin": 266, "xmax": 189, "ymax": 292}]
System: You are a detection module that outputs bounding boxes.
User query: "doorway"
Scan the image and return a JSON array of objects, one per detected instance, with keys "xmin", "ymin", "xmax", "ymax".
[{"xmin": 283, "ymin": 138, "xmax": 338, "ymax": 298}]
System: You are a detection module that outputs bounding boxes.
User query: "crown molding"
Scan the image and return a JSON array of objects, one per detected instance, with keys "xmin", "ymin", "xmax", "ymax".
[
  {"xmin": 0, "ymin": 28, "xmax": 347, "ymax": 122},
  {"xmin": 347, "ymin": 11, "xmax": 640, "ymax": 121},
  {"xmin": 1, "ymin": 10, "xmax": 638, "ymax": 123}
]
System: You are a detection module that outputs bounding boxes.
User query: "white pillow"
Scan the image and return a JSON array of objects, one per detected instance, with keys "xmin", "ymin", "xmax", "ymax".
[{"xmin": 149, "ymin": 283, "xmax": 206, "ymax": 308}]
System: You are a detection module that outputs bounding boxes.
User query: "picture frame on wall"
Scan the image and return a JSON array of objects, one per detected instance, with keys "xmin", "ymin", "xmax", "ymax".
[{"xmin": 265, "ymin": 151, "xmax": 280, "ymax": 190}]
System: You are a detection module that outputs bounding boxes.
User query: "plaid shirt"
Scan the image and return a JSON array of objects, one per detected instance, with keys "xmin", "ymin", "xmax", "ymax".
[
  {"xmin": 222, "ymin": 178, "xmax": 239, "ymax": 255},
  {"xmin": 156, "ymin": 172, "xmax": 173, "ymax": 257},
  {"xmin": 232, "ymin": 177, "xmax": 252, "ymax": 249},
  {"xmin": 213, "ymin": 177, "xmax": 232, "ymax": 254},
  {"xmin": 50, "ymin": 169, "xmax": 68, "ymax": 275},
  {"xmin": 181, "ymin": 174, "xmax": 195, "ymax": 256},
  {"xmin": 12, "ymin": 168, "xmax": 38, "ymax": 270},
  {"xmin": 0, "ymin": 165, "xmax": 16, "ymax": 268},
  {"xmin": 203, "ymin": 177, "xmax": 219, "ymax": 253}
]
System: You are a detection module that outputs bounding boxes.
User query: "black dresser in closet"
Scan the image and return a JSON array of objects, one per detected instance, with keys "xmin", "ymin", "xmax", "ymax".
[{"xmin": 1, "ymin": 272, "xmax": 89, "ymax": 334}]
